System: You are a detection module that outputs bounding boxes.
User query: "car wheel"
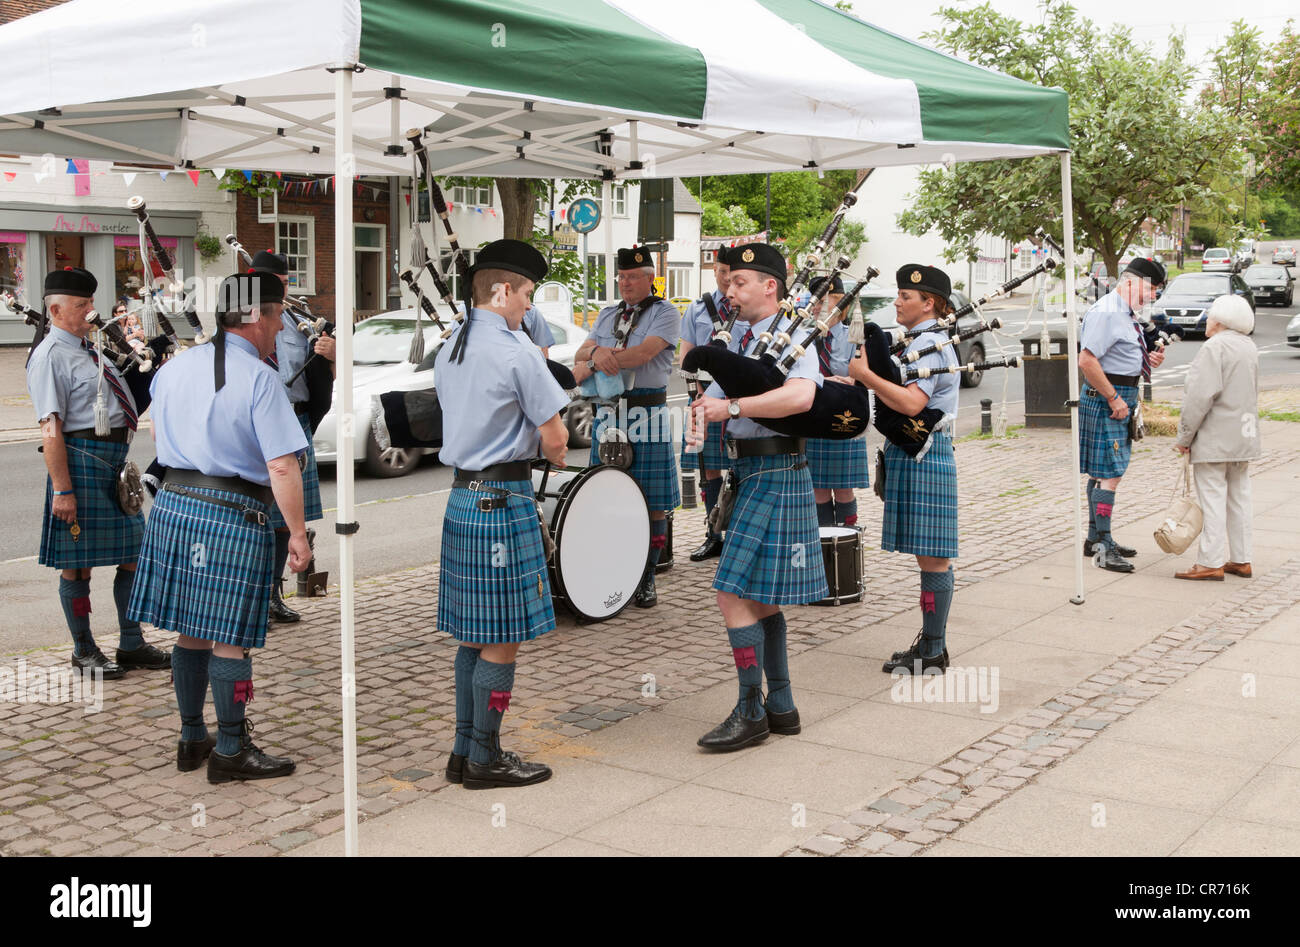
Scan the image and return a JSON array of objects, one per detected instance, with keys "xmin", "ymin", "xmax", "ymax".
[
  {"xmin": 363, "ymin": 429, "xmax": 420, "ymax": 478},
  {"xmin": 565, "ymin": 398, "xmax": 593, "ymax": 449},
  {"xmin": 960, "ymin": 343, "xmax": 985, "ymax": 388}
]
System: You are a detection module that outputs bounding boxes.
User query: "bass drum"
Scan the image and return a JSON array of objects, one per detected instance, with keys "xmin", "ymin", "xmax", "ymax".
[{"xmin": 532, "ymin": 465, "xmax": 650, "ymax": 622}]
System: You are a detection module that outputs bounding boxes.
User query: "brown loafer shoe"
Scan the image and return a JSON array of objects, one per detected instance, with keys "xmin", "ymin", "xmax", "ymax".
[
  {"xmin": 1175, "ymin": 564, "xmax": 1224, "ymax": 581},
  {"xmin": 1223, "ymin": 562, "xmax": 1252, "ymax": 578}
]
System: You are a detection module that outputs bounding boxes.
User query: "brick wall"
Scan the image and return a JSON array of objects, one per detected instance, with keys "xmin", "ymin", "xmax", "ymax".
[{"xmin": 0, "ymin": 0, "xmax": 69, "ymax": 24}]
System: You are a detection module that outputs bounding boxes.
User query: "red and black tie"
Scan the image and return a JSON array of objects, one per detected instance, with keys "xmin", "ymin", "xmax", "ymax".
[
  {"xmin": 815, "ymin": 336, "xmax": 833, "ymax": 377},
  {"xmin": 82, "ymin": 341, "xmax": 138, "ymax": 432},
  {"xmin": 1134, "ymin": 323, "xmax": 1151, "ymax": 381},
  {"xmin": 739, "ymin": 325, "xmax": 754, "ymax": 352},
  {"xmin": 263, "ymin": 352, "xmax": 279, "ymax": 372}
]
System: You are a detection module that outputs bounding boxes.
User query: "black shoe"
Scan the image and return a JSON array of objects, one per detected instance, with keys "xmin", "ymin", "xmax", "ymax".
[
  {"xmin": 116, "ymin": 643, "xmax": 171, "ymax": 670},
  {"xmin": 634, "ymin": 570, "xmax": 657, "ymax": 608},
  {"xmin": 1084, "ymin": 538, "xmax": 1136, "ymax": 558},
  {"xmin": 1093, "ymin": 544, "xmax": 1135, "ymax": 573},
  {"xmin": 177, "ymin": 734, "xmax": 216, "ymax": 772},
  {"xmin": 445, "ymin": 752, "xmax": 465, "ymax": 784},
  {"xmin": 689, "ymin": 535, "xmax": 724, "ymax": 562},
  {"xmin": 462, "ymin": 752, "xmax": 552, "ymax": 789},
  {"xmin": 765, "ymin": 706, "xmax": 801, "ymax": 735},
  {"xmin": 882, "ymin": 638, "xmax": 949, "ymax": 675},
  {"xmin": 207, "ymin": 721, "xmax": 295, "ymax": 784},
  {"xmin": 888, "ymin": 633, "xmax": 948, "ymax": 666},
  {"xmin": 697, "ymin": 707, "xmax": 770, "ymax": 751},
  {"xmin": 71, "ymin": 649, "xmax": 125, "ymax": 680},
  {"xmin": 269, "ymin": 581, "xmax": 301, "ymax": 623}
]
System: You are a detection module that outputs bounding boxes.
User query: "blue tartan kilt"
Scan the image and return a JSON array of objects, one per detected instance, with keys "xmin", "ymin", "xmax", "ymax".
[
  {"xmin": 437, "ymin": 479, "xmax": 556, "ymax": 644},
  {"xmin": 681, "ymin": 419, "xmax": 732, "ymax": 472},
  {"xmin": 806, "ymin": 435, "xmax": 871, "ymax": 489},
  {"xmin": 881, "ymin": 435, "xmax": 959, "ymax": 558},
  {"xmin": 713, "ymin": 453, "xmax": 828, "ymax": 605},
  {"xmin": 127, "ymin": 486, "xmax": 274, "ymax": 648},
  {"xmin": 589, "ymin": 390, "xmax": 680, "ymax": 511},
  {"xmin": 39, "ymin": 437, "xmax": 144, "ymax": 570},
  {"xmin": 1078, "ymin": 384, "xmax": 1136, "ymax": 479},
  {"xmin": 269, "ymin": 411, "xmax": 323, "ymax": 529}
]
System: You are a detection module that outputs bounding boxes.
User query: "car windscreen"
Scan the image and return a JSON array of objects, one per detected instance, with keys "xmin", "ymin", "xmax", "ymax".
[
  {"xmin": 1245, "ymin": 266, "xmax": 1287, "ymax": 280},
  {"xmin": 1203, "ymin": 250, "xmax": 1229, "ymax": 258},
  {"xmin": 352, "ymin": 318, "xmax": 438, "ymax": 364},
  {"xmin": 1166, "ymin": 275, "xmax": 1229, "ymax": 295}
]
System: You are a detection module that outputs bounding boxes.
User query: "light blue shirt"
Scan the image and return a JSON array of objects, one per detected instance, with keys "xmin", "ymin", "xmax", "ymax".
[
  {"xmin": 816, "ymin": 320, "xmax": 853, "ymax": 376},
  {"xmin": 150, "ymin": 333, "xmax": 307, "ymax": 486},
  {"xmin": 680, "ymin": 289, "xmax": 729, "ymax": 347},
  {"xmin": 521, "ymin": 306, "xmax": 556, "ymax": 350},
  {"xmin": 27, "ymin": 326, "xmax": 135, "ymax": 430},
  {"xmin": 587, "ymin": 296, "xmax": 680, "ymax": 389},
  {"xmin": 901, "ymin": 319, "xmax": 960, "ymax": 417},
  {"xmin": 1081, "ymin": 290, "xmax": 1143, "ymax": 376},
  {"xmin": 272, "ymin": 310, "xmax": 312, "ymax": 405},
  {"xmin": 434, "ymin": 309, "xmax": 570, "ymax": 471},
  {"xmin": 704, "ymin": 310, "xmax": 824, "ymax": 439}
]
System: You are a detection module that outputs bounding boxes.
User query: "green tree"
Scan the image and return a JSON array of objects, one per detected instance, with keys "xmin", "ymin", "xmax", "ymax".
[
  {"xmin": 701, "ymin": 202, "xmax": 759, "ymax": 235},
  {"xmin": 684, "ymin": 172, "xmax": 826, "ymax": 241},
  {"xmin": 896, "ymin": 0, "xmax": 1249, "ymax": 279}
]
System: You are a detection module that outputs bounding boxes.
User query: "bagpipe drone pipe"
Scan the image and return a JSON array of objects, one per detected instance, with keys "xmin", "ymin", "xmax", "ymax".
[{"xmin": 127, "ymin": 196, "xmax": 209, "ymax": 348}]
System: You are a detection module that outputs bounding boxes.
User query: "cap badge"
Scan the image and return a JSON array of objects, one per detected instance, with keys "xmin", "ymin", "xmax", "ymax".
[
  {"xmin": 634, "ymin": 252, "xmax": 644, "ymax": 263},
  {"xmin": 742, "ymin": 249, "xmax": 755, "ymax": 263},
  {"xmin": 910, "ymin": 271, "xmax": 922, "ymax": 283}
]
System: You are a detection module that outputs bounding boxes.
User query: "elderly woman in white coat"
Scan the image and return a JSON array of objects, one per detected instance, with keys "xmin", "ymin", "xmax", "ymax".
[{"xmin": 1173, "ymin": 294, "xmax": 1261, "ymax": 580}]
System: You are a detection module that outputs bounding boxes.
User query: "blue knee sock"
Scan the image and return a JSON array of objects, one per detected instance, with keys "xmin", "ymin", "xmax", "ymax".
[
  {"xmin": 648, "ymin": 518, "xmax": 667, "ymax": 568},
  {"xmin": 1093, "ymin": 488, "xmax": 1116, "ymax": 549},
  {"xmin": 920, "ymin": 569, "xmax": 954, "ymax": 658},
  {"xmin": 113, "ymin": 568, "xmax": 144, "ymax": 651},
  {"xmin": 727, "ymin": 622, "xmax": 766, "ymax": 720},
  {"xmin": 453, "ymin": 646, "xmax": 479, "ymax": 758},
  {"xmin": 835, "ymin": 497, "xmax": 859, "ymax": 528},
  {"xmin": 58, "ymin": 577, "xmax": 96, "ymax": 658},
  {"xmin": 210, "ymin": 655, "xmax": 253, "ymax": 756},
  {"xmin": 702, "ymin": 476, "xmax": 722, "ymax": 536},
  {"xmin": 761, "ymin": 612, "xmax": 795, "ymax": 714},
  {"xmin": 470, "ymin": 659, "xmax": 515, "ymax": 765},
  {"xmin": 171, "ymin": 646, "xmax": 211, "ymax": 743},
  {"xmin": 1086, "ymin": 478, "xmax": 1099, "ymax": 542},
  {"xmin": 816, "ymin": 501, "xmax": 835, "ymax": 527}
]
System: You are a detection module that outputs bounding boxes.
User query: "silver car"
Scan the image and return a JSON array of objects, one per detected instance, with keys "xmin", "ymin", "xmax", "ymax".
[{"xmin": 1201, "ymin": 248, "xmax": 1235, "ymax": 273}]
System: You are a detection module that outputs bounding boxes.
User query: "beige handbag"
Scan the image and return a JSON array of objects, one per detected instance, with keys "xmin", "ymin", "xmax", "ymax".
[{"xmin": 1153, "ymin": 455, "xmax": 1202, "ymax": 554}]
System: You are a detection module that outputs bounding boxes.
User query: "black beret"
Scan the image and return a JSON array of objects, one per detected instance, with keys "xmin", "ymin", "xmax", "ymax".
[
  {"xmin": 617, "ymin": 246, "xmax": 654, "ymax": 269},
  {"xmin": 216, "ymin": 271, "xmax": 285, "ymax": 319},
  {"xmin": 1124, "ymin": 257, "xmax": 1166, "ymax": 287},
  {"xmin": 896, "ymin": 264, "xmax": 951, "ymax": 301},
  {"xmin": 470, "ymin": 239, "xmax": 548, "ymax": 284},
  {"xmin": 715, "ymin": 246, "xmax": 733, "ymax": 266},
  {"xmin": 728, "ymin": 243, "xmax": 787, "ymax": 282},
  {"xmin": 249, "ymin": 250, "xmax": 289, "ymax": 276},
  {"xmin": 810, "ymin": 275, "xmax": 844, "ymax": 296},
  {"xmin": 44, "ymin": 267, "xmax": 97, "ymax": 298}
]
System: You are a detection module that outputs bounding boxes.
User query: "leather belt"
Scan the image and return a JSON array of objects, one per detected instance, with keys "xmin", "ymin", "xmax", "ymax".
[
  {"xmin": 726, "ymin": 435, "xmax": 806, "ymax": 459},
  {"xmin": 453, "ymin": 461, "xmax": 534, "ymax": 484},
  {"xmin": 163, "ymin": 468, "xmax": 273, "ymax": 507},
  {"xmin": 64, "ymin": 427, "xmax": 130, "ymax": 444},
  {"xmin": 1103, "ymin": 373, "xmax": 1140, "ymax": 389},
  {"xmin": 617, "ymin": 391, "xmax": 667, "ymax": 409}
]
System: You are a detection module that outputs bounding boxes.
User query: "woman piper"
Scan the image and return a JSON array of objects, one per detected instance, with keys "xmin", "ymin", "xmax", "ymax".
[{"xmin": 849, "ymin": 265, "xmax": 960, "ymax": 674}]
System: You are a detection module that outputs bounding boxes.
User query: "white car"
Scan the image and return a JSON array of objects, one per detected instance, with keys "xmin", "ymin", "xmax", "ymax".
[{"xmin": 313, "ymin": 308, "xmax": 585, "ymax": 477}]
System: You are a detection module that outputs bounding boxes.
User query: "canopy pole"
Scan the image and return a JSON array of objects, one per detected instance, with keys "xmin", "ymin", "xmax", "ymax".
[
  {"xmin": 1061, "ymin": 152, "xmax": 1085, "ymax": 605},
  {"xmin": 334, "ymin": 63, "xmax": 360, "ymax": 856}
]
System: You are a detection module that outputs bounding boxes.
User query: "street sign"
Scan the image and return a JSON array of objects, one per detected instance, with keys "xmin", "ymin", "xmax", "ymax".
[
  {"xmin": 552, "ymin": 222, "xmax": 579, "ymax": 251},
  {"xmin": 569, "ymin": 198, "xmax": 601, "ymax": 234}
]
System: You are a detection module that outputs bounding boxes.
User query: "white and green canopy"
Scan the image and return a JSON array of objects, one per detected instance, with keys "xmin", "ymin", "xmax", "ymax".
[{"xmin": 0, "ymin": 0, "xmax": 1067, "ymax": 176}]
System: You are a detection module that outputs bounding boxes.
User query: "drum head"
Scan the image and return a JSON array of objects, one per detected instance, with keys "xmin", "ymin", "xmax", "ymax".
[
  {"xmin": 820, "ymin": 526, "xmax": 858, "ymax": 541},
  {"xmin": 551, "ymin": 466, "xmax": 650, "ymax": 621}
]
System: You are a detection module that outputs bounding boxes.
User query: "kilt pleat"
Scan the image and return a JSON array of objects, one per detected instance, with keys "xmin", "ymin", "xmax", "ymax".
[
  {"xmin": 437, "ymin": 479, "xmax": 556, "ymax": 644},
  {"xmin": 713, "ymin": 454, "xmax": 828, "ymax": 604},
  {"xmin": 39, "ymin": 437, "xmax": 144, "ymax": 570},
  {"xmin": 269, "ymin": 411, "xmax": 323, "ymax": 529},
  {"xmin": 589, "ymin": 390, "xmax": 680, "ymax": 511},
  {"xmin": 127, "ymin": 487, "xmax": 274, "ymax": 647},
  {"xmin": 681, "ymin": 419, "xmax": 732, "ymax": 472},
  {"xmin": 806, "ymin": 436, "xmax": 871, "ymax": 489},
  {"xmin": 880, "ymin": 435, "xmax": 959, "ymax": 558},
  {"xmin": 1078, "ymin": 384, "xmax": 1136, "ymax": 479}
]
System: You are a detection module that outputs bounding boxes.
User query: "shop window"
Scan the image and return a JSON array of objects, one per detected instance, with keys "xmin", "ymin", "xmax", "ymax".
[{"xmin": 0, "ymin": 232, "xmax": 26, "ymax": 299}]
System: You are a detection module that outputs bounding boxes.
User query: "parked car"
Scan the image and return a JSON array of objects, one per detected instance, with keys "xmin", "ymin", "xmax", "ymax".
[
  {"xmin": 313, "ymin": 309, "xmax": 586, "ymax": 478},
  {"xmin": 1273, "ymin": 245, "xmax": 1297, "ymax": 266},
  {"xmin": 1242, "ymin": 264, "xmax": 1295, "ymax": 307},
  {"xmin": 1152, "ymin": 273, "xmax": 1255, "ymax": 336},
  {"xmin": 1234, "ymin": 242, "xmax": 1256, "ymax": 269},
  {"xmin": 860, "ymin": 286, "xmax": 993, "ymax": 388},
  {"xmin": 1287, "ymin": 312, "xmax": 1300, "ymax": 348},
  {"xmin": 1083, "ymin": 261, "xmax": 1119, "ymax": 302},
  {"xmin": 1201, "ymin": 248, "xmax": 1236, "ymax": 273}
]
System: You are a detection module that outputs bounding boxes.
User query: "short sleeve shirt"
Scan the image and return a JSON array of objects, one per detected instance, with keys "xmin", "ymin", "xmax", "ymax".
[
  {"xmin": 900, "ymin": 319, "xmax": 960, "ymax": 416},
  {"xmin": 704, "ymin": 311, "xmax": 824, "ymax": 439},
  {"xmin": 27, "ymin": 326, "xmax": 136, "ymax": 429},
  {"xmin": 1080, "ymin": 290, "xmax": 1143, "ymax": 375},
  {"xmin": 586, "ymin": 297, "xmax": 681, "ymax": 388}
]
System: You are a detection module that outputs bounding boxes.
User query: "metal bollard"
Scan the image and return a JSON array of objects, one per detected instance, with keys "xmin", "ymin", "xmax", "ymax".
[
  {"xmin": 980, "ymin": 398, "xmax": 993, "ymax": 435},
  {"xmin": 1143, "ymin": 379, "xmax": 1153, "ymax": 403},
  {"xmin": 680, "ymin": 469, "xmax": 698, "ymax": 508}
]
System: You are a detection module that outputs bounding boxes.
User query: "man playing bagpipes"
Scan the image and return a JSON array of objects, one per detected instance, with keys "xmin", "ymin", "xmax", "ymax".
[
  {"xmin": 849, "ymin": 265, "xmax": 960, "ymax": 675},
  {"xmin": 687, "ymin": 244, "xmax": 828, "ymax": 751},
  {"xmin": 572, "ymin": 247, "xmax": 682, "ymax": 608}
]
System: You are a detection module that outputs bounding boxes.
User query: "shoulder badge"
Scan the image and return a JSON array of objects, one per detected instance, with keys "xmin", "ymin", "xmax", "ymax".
[
  {"xmin": 742, "ymin": 249, "xmax": 755, "ymax": 263},
  {"xmin": 910, "ymin": 270, "xmax": 922, "ymax": 284}
]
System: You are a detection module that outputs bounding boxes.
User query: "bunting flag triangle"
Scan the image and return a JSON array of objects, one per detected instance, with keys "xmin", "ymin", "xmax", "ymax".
[
  {"xmin": 122, "ymin": 172, "xmax": 137, "ymax": 186},
  {"xmin": 241, "ymin": 170, "xmax": 253, "ymax": 182},
  {"xmin": 65, "ymin": 159, "xmax": 78, "ymax": 174},
  {"xmin": 274, "ymin": 171, "xmax": 282, "ymax": 179},
  {"xmin": 210, "ymin": 167, "xmax": 226, "ymax": 179},
  {"xmin": 186, "ymin": 170, "xmax": 201, "ymax": 186},
  {"xmin": 159, "ymin": 171, "xmax": 169, "ymax": 181},
  {"xmin": 3, "ymin": 172, "xmax": 15, "ymax": 182}
]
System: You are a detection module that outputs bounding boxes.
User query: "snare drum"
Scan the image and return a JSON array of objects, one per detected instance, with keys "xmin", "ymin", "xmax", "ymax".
[
  {"xmin": 813, "ymin": 526, "xmax": 863, "ymax": 606},
  {"xmin": 532, "ymin": 465, "xmax": 650, "ymax": 622}
]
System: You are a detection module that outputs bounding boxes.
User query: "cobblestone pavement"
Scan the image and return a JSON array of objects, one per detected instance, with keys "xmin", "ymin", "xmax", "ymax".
[{"xmin": 2, "ymin": 393, "xmax": 1298, "ymax": 856}]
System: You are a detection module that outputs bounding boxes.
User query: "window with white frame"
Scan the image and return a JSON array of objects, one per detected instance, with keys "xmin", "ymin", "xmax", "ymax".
[
  {"xmin": 439, "ymin": 248, "xmax": 478, "ymax": 300},
  {"xmin": 277, "ymin": 217, "xmax": 314, "ymax": 294},
  {"xmin": 612, "ymin": 185, "xmax": 628, "ymax": 218},
  {"xmin": 450, "ymin": 184, "xmax": 493, "ymax": 207},
  {"xmin": 667, "ymin": 265, "xmax": 692, "ymax": 299}
]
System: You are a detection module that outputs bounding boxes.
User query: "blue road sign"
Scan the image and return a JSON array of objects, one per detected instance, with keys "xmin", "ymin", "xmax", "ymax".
[{"xmin": 569, "ymin": 198, "xmax": 602, "ymax": 234}]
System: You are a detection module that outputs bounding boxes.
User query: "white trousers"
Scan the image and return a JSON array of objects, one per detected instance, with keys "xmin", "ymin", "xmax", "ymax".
[{"xmin": 1193, "ymin": 461, "xmax": 1253, "ymax": 568}]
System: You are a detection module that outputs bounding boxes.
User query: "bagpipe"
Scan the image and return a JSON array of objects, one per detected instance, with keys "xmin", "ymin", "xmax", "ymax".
[
  {"xmin": 5, "ymin": 290, "xmax": 51, "ymax": 367},
  {"xmin": 126, "ymin": 196, "xmax": 209, "ymax": 348}
]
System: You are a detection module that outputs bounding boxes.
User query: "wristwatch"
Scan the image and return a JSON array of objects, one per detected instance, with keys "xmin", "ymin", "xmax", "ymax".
[
  {"xmin": 728, "ymin": 399, "xmax": 742, "ymax": 419},
  {"xmin": 585, "ymin": 359, "xmax": 596, "ymax": 371}
]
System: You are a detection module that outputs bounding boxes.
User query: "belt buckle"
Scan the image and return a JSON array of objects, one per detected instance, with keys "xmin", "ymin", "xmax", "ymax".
[
  {"xmin": 467, "ymin": 479, "xmax": 483, "ymax": 491},
  {"xmin": 725, "ymin": 440, "xmax": 739, "ymax": 460},
  {"xmin": 477, "ymin": 497, "xmax": 495, "ymax": 513},
  {"xmin": 245, "ymin": 509, "xmax": 267, "ymax": 526}
]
